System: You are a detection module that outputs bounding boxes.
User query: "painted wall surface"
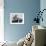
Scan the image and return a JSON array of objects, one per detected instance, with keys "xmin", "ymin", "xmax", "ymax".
[
  {"xmin": 4, "ymin": 0, "xmax": 40, "ymax": 42},
  {"xmin": 40, "ymin": 0, "xmax": 46, "ymax": 27}
]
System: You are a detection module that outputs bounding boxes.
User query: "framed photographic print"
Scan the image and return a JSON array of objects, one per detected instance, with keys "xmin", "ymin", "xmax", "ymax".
[{"xmin": 10, "ymin": 13, "xmax": 24, "ymax": 24}]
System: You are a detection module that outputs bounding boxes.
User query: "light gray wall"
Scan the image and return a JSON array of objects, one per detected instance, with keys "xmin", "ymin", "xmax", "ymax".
[
  {"xmin": 4, "ymin": 0, "xmax": 40, "ymax": 42},
  {"xmin": 40, "ymin": 0, "xmax": 46, "ymax": 27}
]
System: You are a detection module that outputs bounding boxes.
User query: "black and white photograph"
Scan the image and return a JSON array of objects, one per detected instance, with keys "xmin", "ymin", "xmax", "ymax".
[{"xmin": 10, "ymin": 13, "xmax": 24, "ymax": 24}]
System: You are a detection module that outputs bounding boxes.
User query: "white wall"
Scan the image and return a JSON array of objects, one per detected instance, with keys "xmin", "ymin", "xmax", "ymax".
[
  {"xmin": 40, "ymin": 0, "xmax": 46, "ymax": 27},
  {"xmin": 0, "ymin": 0, "xmax": 4, "ymax": 42}
]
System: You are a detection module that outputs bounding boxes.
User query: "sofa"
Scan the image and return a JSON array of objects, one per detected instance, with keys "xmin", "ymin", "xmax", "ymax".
[
  {"xmin": 32, "ymin": 25, "xmax": 46, "ymax": 46},
  {"xmin": 1, "ymin": 25, "xmax": 46, "ymax": 46}
]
